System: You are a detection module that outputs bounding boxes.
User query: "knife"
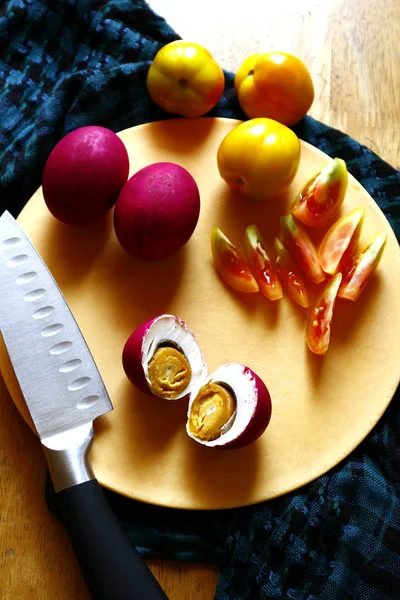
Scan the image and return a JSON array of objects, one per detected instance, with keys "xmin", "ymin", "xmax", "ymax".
[{"xmin": 0, "ymin": 210, "xmax": 168, "ymax": 600}]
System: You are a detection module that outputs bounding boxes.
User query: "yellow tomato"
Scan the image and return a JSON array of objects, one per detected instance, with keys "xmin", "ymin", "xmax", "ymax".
[
  {"xmin": 146, "ymin": 41, "xmax": 225, "ymax": 117},
  {"xmin": 235, "ymin": 52, "xmax": 314, "ymax": 126},
  {"xmin": 217, "ymin": 118, "xmax": 300, "ymax": 200}
]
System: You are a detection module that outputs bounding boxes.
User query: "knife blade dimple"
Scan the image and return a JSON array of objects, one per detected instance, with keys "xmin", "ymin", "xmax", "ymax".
[
  {"xmin": 23, "ymin": 288, "xmax": 47, "ymax": 302},
  {"xmin": 0, "ymin": 235, "xmax": 21, "ymax": 248},
  {"xmin": 6, "ymin": 253, "xmax": 29, "ymax": 267},
  {"xmin": 16, "ymin": 271, "xmax": 38, "ymax": 285},
  {"xmin": 0, "ymin": 211, "xmax": 113, "ymax": 440},
  {"xmin": 41, "ymin": 323, "xmax": 64, "ymax": 337},
  {"xmin": 32, "ymin": 306, "xmax": 56, "ymax": 319}
]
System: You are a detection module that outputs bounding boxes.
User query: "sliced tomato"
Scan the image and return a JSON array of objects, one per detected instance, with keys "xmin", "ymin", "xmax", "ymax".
[
  {"xmin": 244, "ymin": 225, "xmax": 283, "ymax": 301},
  {"xmin": 318, "ymin": 207, "xmax": 365, "ymax": 275},
  {"xmin": 291, "ymin": 158, "xmax": 348, "ymax": 227},
  {"xmin": 279, "ymin": 214, "xmax": 325, "ymax": 284},
  {"xmin": 306, "ymin": 273, "xmax": 342, "ymax": 355},
  {"xmin": 211, "ymin": 227, "xmax": 259, "ymax": 293},
  {"xmin": 274, "ymin": 237, "xmax": 309, "ymax": 307},
  {"xmin": 338, "ymin": 232, "xmax": 387, "ymax": 301}
]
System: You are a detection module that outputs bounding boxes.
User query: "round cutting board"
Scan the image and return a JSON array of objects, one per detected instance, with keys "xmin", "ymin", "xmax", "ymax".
[{"xmin": 1, "ymin": 117, "xmax": 400, "ymax": 510}]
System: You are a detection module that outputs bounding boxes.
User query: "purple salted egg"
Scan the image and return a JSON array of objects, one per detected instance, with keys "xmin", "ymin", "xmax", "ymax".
[
  {"xmin": 42, "ymin": 126, "xmax": 129, "ymax": 225},
  {"xmin": 122, "ymin": 314, "xmax": 206, "ymax": 400},
  {"xmin": 113, "ymin": 161, "xmax": 201, "ymax": 261},
  {"xmin": 186, "ymin": 362, "xmax": 272, "ymax": 449}
]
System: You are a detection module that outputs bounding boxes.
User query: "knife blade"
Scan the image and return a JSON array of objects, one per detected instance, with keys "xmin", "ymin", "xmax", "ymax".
[{"xmin": 0, "ymin": 210, "xmax": 167, "ymax": 600}]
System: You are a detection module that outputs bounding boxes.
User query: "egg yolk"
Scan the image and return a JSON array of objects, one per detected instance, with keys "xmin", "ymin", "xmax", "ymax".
[
  {"xmin": 147, "ymin": 346, "xmax": 192, "ymax": 399},
  {"xmin": 188, "ymin": 382, "xmax": 236, "ymax": 441}
]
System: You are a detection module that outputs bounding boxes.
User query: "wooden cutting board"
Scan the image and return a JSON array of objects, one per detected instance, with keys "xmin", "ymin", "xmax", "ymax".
[{"xmin": 1, "ymin": 117, "xmax": 399, "ymax": 509}]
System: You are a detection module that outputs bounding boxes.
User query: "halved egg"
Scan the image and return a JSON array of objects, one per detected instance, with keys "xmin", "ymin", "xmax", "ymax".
[
  {"xmin": 123, "ymin": 315, "xmax": 272, "ymax": 449},
  {"xmin": 122, "ymin": 314, "xmax": 206, "ymax": 400},
  {"xmin": 186, "ymin": 362, "xmax": 272, "ymax": 449}
]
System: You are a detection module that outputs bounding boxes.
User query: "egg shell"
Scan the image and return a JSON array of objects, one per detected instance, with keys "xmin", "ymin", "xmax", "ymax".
[
  {"xmin": 186, "ymin": 362, "xmax": 272, "ymax": 449},
  {"xmin": 42, "ymin": 126, "xmax": 129, "ymax": 225},
  {"xmin": 113, "ymin": 162, "xmax": 201, "ymax": 261},
  {"xmin": 122, "ymin": 314, "xmax": 207, "ymax": 400}
]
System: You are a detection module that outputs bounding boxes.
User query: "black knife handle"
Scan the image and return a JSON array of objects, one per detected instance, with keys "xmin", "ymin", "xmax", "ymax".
[{"xmin": 56, "ymin": 480, "xmax": 168, "ymax": 600}]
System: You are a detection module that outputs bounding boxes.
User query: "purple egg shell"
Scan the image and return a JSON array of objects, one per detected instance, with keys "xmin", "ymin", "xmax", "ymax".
[
  {"xmin": 186, "ymin": 363, "xmax": 272, "ymax": 449},
  {"xmin": 222, "ymin": 368, "xmax": 272, "ymax": 449},
  {"xmin": 122, "ymin": 314, "xmax": 205, "ymax": 400},
  {"xmin": 113, "ymin": 162, "xmax": 201, "ymax": 261},
  {"xmin": 122, "ymin": 317, "xmax": 157, "ymax": 396},
  {"xmin": 43, "ymin": 126, "xmax": 129, "ymax": 225}
]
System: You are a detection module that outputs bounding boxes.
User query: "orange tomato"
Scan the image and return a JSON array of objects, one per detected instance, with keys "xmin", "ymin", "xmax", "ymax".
[
  {"xmin": 291, "ymin": 158, "xmax": 348, "ymax": 228},
  {"xmin": 279, "ymin": 214, "xmax": 325, "ymax": 284},
  {"xmin": 146, "ymin": 41, "xmax": 225, "ymax": 117},
  {"xmin": 306, "ymin": 273, "xmax": 342, "ymax": 355},
  {"xmin": 244, "ymin": 225, "xmax": 283, "ymax": 301},
  {"xmin": 217, "ymin": 118, "xmax": 300, "ymax": 201},
  {"xmin": 235, "ymin": 52, "xmax": 314, "ymax": 126},
  {"xmin": 211, "ymin": 227, "xmax": 259, "ymax": 293},
  {"xmin": 274, "ymin": 238, "xmax": 309, "ymax": 308},
  {"xmin": 338, "ymin": 232, "xmax": 387, "ymax": 302},
  {"xmin": 318, "ymin": 207, "xmax": 365, "ymax": 276}
]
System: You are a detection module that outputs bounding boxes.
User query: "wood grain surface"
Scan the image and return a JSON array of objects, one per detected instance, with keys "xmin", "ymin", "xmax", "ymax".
[{"xmin": 1, "ymin": 1, "xmax": 399, "ymax": 599}]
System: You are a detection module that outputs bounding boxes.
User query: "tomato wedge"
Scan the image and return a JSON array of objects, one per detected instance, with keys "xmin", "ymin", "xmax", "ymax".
[
  {"xmin": 211, "ymin": 227, "xmax": 259, "ymax": 293},
  {"xmin": 279, "ymin": 214, "xmax": 325, "ymax": 284},
  {"xmin": 274, "ymin": 237, "xmax": 309, "ymax": 307},
  {"xmin": 306, "ymin": 273, "xmax": 342, "ymax": 355},
  {"xmin": 244, "ymin": 225, "xmax": 283, "ymax": 301},
  {"xmin": 291, "ymin": 158, "xmax": 348, "ymax": 227},
  {"xmin": 338, "ymin": 232, "xmax": 387, "ymax": 301},
  {"xmin": 318, "ymin": 207, "xmax": 365, "ymax": 275}
]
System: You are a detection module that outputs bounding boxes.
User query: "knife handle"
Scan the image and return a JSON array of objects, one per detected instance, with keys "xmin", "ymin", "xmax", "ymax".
[{"xmin": 56, "ymin": 480, "xmax": 168, "ymax": 600}]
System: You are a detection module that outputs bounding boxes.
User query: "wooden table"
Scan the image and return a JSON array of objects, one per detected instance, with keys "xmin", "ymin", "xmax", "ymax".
[{"xmin": 1, "ymin": 1, "xmax": 399, "ymax": 598}]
